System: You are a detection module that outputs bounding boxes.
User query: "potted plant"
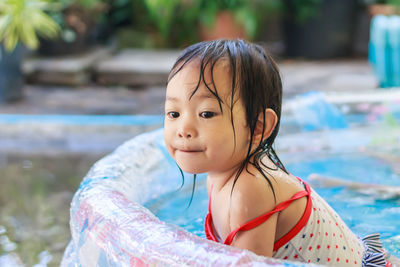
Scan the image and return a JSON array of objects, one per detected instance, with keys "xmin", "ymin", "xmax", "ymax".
[
  {"xmin": 38, "ymin": 0, "xmax": 108, "ymax": 56},
  {"xmin": 196, "ymin": 0, "xmax": 257, "ymax": 41},
  {"xmin": 138, "ymin": 0, "xmax": 199, "ymax": 48},
  {"xmin": 197, "ymin": 0, "xmax": 284, "ymax": 42},
  {"xmin": 138, "ymin": 0, "xmax": 280, "ymax": 48},
  {"xmin": 0, "ymin": 0, "xmax": 59, "ymax": 102}
]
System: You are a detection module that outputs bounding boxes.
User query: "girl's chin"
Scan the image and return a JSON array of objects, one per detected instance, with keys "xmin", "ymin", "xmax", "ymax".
[
  {"xmin": 178, "ymin": 165, "xmax": 207, "ymax": 175},
  {"xmin": 181, "ymin": 169, "xmax": 206, "ymax": 175}
]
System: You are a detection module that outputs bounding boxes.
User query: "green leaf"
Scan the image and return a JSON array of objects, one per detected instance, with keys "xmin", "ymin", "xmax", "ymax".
[
  {"xmin": 235, "ymin": 8, "xmax": 257, "ymax": 38},
  {"xmin": 20, "ymin": 17, "xmax": 39, "ymax": 49},
  {"xmin": 5, "ymin": 25, "xmax": 19, "ymax": 52},
  {"xmin": 0, "ymin": 0, "xmax": 60, "ymax": 52},
  {"xmin": 31, "ymin": 10, "xmax": 60, "ymax": 39},
  {"xmin": 0, "ymin": 16, "xmax": 11, "ymax": 40}
]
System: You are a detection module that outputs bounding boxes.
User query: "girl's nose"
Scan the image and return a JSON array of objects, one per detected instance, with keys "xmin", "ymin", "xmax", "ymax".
[
  {"xmin": 178, "ymin": 131, "xmax": 193, "ymax": 138},
  {"xmin": 178, "ymin": 120, "xmax": 196, "ymax": 139}
]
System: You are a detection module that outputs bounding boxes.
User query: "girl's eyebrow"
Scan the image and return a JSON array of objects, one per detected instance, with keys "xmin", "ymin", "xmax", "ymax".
[
  {"xmin": 193, "ymin": 92, "xmax": 217, "ymax": 100},
  {"xmin": 166, "ymin": 92, "xmax": 217, "ymax": 102}
]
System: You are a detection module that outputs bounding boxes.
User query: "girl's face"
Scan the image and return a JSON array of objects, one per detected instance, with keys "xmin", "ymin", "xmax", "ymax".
[{"xmin": 164, "ymin": 60, "xmax": 250, "ymax": 176}]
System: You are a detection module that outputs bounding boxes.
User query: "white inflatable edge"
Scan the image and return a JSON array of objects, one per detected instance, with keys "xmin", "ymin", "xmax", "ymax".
[{"xmin": 61, "ymin": 128, "xmax": 317, "ymax": 267}]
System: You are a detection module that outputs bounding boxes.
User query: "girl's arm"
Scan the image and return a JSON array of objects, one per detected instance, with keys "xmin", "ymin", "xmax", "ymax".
[
  {"xmin": 228, "ymin": 178, "xmax": 278, "ymax": 257},
  {"xmin": 230, "ymin": 212, "xmax": 278, "ymax": 257}
]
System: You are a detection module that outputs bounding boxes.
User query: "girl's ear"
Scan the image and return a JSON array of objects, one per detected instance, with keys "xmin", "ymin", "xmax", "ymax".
[{"xmin": 253, "ymin": 108, "xmax": 278, "ymax": 143}]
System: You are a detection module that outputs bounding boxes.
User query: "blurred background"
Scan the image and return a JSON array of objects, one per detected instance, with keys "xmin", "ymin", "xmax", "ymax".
[{"xmin": 1, "ymin": 0, "xmax": 400, "ymax": 266}]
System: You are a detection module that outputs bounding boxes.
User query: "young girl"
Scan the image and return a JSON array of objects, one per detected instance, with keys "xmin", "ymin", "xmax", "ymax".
[{"xmin": 163, "ymin": 39, "xmax": 391, "ymax": 266}]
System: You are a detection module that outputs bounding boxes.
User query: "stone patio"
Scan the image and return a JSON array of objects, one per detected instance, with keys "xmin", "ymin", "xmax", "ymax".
[
  {"xmin": 2, "ymin": 47, "xmax": 397, "ymax": 156},
  {"xmin": 12, "ymin": 47, "xmax": 382, "ymax": 115}
]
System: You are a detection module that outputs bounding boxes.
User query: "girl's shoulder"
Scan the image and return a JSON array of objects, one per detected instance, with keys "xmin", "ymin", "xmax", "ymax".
[
  {"xmin": 227, "ymin": 170, "xmax": 278, "ymax": 228},
  {"xmin": 228, "ymin": 170, "xmax": 305, "ymax": 230}
]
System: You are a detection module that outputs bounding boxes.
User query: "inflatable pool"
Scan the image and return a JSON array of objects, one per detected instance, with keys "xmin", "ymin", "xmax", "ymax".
[
  {"xmin": 61, "ymin": 90, "xmax": 400, "ymax": 266},
  {"xmin": 61, "ymin": 128, "xmax": 306, "ymax": 266}
]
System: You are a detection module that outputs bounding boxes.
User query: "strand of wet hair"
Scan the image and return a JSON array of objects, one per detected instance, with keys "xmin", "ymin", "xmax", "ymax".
[
  {"xmin": 176, "ymin": 164, "xmax": 198, "ymax": 209},
  {"xmin": 186, "ymin": 174, "xmax": 197, "ymax": 209}
]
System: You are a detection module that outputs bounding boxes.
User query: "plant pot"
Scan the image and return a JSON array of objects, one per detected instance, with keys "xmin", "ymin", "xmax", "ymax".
[
  {"xmin": 199, "ymin": 11, "xmax": 247, "ymax": 41},
  {"xmin": 368, "ymin": 4, "xmax": 399, "ymax": 17},
  {"xmin": 0, "ymin": 45, "xmax": 24, "ymax": 103},
  {"xmin": 283, "ymin": 0, "xmax": 357, "ymax": 59}
]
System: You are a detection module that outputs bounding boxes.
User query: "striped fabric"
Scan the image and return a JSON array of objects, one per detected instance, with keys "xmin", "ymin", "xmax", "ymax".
[{"xmin": 361, "ymin": 234, "xmax": 387, "ymax": 267}]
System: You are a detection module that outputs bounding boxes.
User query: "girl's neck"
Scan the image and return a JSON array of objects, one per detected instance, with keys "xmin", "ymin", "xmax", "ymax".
[
  {"xmin": 207, "ymin": 167, "xmax": 241, "ymax": 192},
  {"xmin": 207, "ymin": 154, "xmax": 280, "ymax": 192}
]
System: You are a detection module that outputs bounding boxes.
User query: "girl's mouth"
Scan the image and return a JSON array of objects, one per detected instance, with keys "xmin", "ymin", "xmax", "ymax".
[
  {"xmin": 179, "ymin": 149, "xmax": 202, "ymax": 153},
  {"xmin": 176, "ymin": 147, "xmax": 203, "ymax": 153}
]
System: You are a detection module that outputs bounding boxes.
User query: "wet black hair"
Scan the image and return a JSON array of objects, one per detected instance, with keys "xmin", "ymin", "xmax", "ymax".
[{"xmin": 167, "ymin": 39, "xmax": 287, "ymax": 203}]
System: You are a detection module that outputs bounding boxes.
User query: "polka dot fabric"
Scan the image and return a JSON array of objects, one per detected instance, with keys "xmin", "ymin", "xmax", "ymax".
[
  {"xmin": 273, "ymin": 188, "xmax": 381, "ymax": 266},
  {"xmin": 205, "ymin": 179, "xmax": 388, "ymax": 266}
]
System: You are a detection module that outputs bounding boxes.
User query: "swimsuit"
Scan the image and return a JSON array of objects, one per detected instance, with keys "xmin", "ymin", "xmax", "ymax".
[{"xmin": 205, "ymin": 179, "xmax": 388, "ymax": 266}]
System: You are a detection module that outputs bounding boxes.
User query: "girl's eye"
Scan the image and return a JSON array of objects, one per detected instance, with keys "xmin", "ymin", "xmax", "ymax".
[
  {"xmin": 200, "ymin": 111, "xmax": 216, "ymax": 119},
  {"xmin": 167, "ymin": 111, "xmax": 180, "ymax": 119}
]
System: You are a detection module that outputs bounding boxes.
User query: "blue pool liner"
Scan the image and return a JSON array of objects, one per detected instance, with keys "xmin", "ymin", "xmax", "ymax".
[
  {"xmin": 292, "ymin": 91, "xmax": 348, "ymax": 131},
  {"xmin": 0, "ymin": 114, "xmax": 164, "ymax": 126}
]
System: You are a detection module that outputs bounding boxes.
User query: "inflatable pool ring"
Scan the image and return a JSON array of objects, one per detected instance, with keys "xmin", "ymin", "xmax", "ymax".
[{"xmin": 61, "ymin": 129, "xmax": 306, "ymax": 266}]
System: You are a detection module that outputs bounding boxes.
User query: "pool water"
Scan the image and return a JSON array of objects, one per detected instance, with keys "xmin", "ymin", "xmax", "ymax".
[
  {"xmin": 145, "ymin": 175, "xmax": 208, "ymax": 238},
  {"xmin": 285, "ymin": 153, "xmax": 400, "ymax": 257},
  {"xmin": 145, "ymin": 153, "xmax": 400, "ymax": 257},
  {"xmin": 0, "ymin": 154, "xmax": 99, "ymax": 266}
]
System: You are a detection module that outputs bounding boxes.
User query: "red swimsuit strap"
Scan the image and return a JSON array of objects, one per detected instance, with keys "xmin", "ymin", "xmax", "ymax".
[
  {"xmin": 224, "ymin": 186, "xmax": 310, "ymax": 245},
  {"xmin": 205, "ymin": 179, "xmax": 312, "ymax": 249},
  {"xmin": 205, "ymin": 185, "xmax": 218, "ymax": 242}
]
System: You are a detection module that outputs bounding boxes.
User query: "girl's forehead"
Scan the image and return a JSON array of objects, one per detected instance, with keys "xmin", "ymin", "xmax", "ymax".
[{"xmin": 180, "ymin": 60, "xmax": 232, "ymax": 94}]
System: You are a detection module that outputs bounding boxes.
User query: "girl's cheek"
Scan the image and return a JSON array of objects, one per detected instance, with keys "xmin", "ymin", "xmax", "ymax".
[
  {"xmin": 165, "ymin": 144, "xmax": 175, "ymax": 158},
  {"xmin": 164, "ymin": 131, "xmax": 173, "ymax": 151}
]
